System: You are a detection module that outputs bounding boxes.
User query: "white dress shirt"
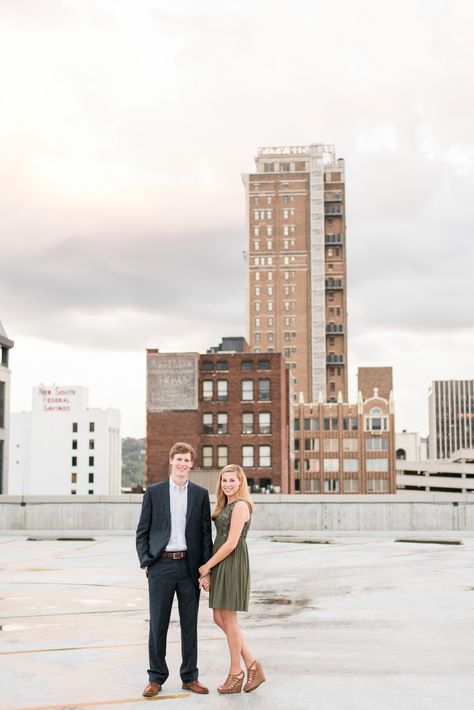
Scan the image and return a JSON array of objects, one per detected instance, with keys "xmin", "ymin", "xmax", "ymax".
[{"xmin": 165, "ymin": 478, "xmax": 188, "ymax": 551}]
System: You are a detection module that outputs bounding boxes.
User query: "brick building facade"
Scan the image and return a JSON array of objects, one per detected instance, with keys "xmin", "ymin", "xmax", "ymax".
[
  {"xmin": 293, "ymin": 368, "xmax": 396, "ymax": 494},
  {"xmin": 243, "ymin": 144, "xmax": 348, "ymax": 404},
  {"xmin": 146, "ymin": 348, "xmax": 291, "ymax": 492}
]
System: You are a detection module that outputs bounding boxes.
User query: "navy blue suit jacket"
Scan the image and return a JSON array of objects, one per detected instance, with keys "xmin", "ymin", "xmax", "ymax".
[{"xmin": 136, "ymin": 479, "xmax": 212, "ymax": 581}]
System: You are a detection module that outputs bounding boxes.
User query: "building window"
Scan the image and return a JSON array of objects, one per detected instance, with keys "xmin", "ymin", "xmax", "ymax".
[
  {"xmin": 366, "ymin": 458, "xmax": 389, "ymax": 472},
  {"xmin": 201, "ymin": 361, "xmax": 213, "ymax": 371},
  {"xmin": 242, "ymin": 413, "xmax": 254, "ymax": 434},
  {"xmin": 89, "ymin": 440, "xmax": 95, "ymax": 450},
  {"xmin": 71, "ymin": 490, "xmax": 77, "ymax": 495},
  {"xmin": 71, "ymin": 473, "xmax": 77, "ymax": 483},
  {"xmin": 88, "ymin": 490, "xmax": 94, "ymax": 495},
  {"xmin": 72, "ymin": 422, "xmax": 78, "ymax": 433},
  {"xmin": 218, "ymin": 446, "xmax": 228, "ymax": 467},
  {"xmin": 258, "ymin": 379, "xmax": 271, "ymax": 401},
  {"xmin": 242, "ymin": 446, "xmax": 254, "ymax": 467},
  {"xmin": 89, "ymin": 456, "xmax": 94, "ymax": 467},
  {"xmin": 89, "ymin": 422, "xmax": 95, "ymax": 433},
  {"xmin": 257, "ymin": 360, "xmax": 271, "ymax": 371},
  {"xmin": 242, "ymin": 380, "xmax": 254, "ymax": 401},
  {"xmin": 259, "ymin": 445, "xmax": 271, "ymax": 467},
  {"xmin": 323, "ymin": 438, "xmax": 338, "ymax": 452},
  {"xmin": 202, "ymin": 446, "xmax": 213, "ymax": 467},
  {"xmin": 72, "ymin": 456, "xmax": 77, "ymax": 467},
  {"xmin": 304, "ymin": 438, "xmax": 319, "ymax": 451},
  {"xmin": 323, "ymin": 417, "xmax": 338, "ymax": 431},
  {"xmin": 365, "ymin": 408, "xmax": 389, "ymax": 432},
  {"xmin": 366, "ymin": 437, "xmax": 389, "ymax": 451},
  {"xmin": 343, "ymin": 479, "xmax": 359, "ymax": 493},
  {"xmin": 268, "ymin": 332, "xmax": 274, "ymax": 342},
  {"xmin": 323, "ymin": 479, "xmax": 340, "ymax": 492},
  {"xmin": 323, "ymin": 458, "xmax": 339, "ymax": 472},
  {"xmin": 88, "ymin": 473, "xmax": 94, "ymax": 483},
  {"xmin": 367, "ymin": 478, "xmax": 389, "ymax": 492},
  {"xmin": 203, "ymin": 413, "xmax": 213, "ymax": 434},
  {"xmin": 304, "ymin": 418, "xmax": 311, "ymax": 431},
  {"xmin": 202, "ymin": 380, "xmax": 213, "ymax": 401},
  {"xmin": 72, "ymin": 440, "xmax": 78, "ymax": 450},
  {"xmin": 259, "ymin": 412, "xmax": 271, "ymax": 434},
  {"xmin": 255, "ymin": 332, "xmax": 261, "ymax": 342},
  {"xmin": 217, "ymin": 413, "xmax": 228, "ymax": 434},
  {"xmin": 216, "ymin": 360, "xmax": 228, "ymax": 371},
  {"xmin": 294, "ymin": 418, "xmax": 300, "ymax": 431},
  {"xmin": 343, "ymin": 459, "xmax": 359, "ymax": 472},
  {"xmin": 241, "ymin": 360, "xmax": 253, "ymax": 371},
  {"xmin": 268, "ymin": 301, "xmax": 273, "ymax": 312},
  {"xmin": 267, "ymin": 226, "xmax": 273, "ymax": 237},
  {"xmin": 343, "ymin": 417, "xmax": 358, "ymax": 431},
  {"xmin": 343, "ymin": 438, "xmax": 359, "ymax": 452},
  {"xmin": 255, "ymin": 286, "xmax": 261, "ymax": 296},
  {"xmin": 253, "ymin": 226, "xmax": 260, "ymax": 236},
  {"xmin": 217, "ymin": 380, "xmax": 228, "ymax": 401},
  {"xmin": 294, "ymin": 438, "xmax": 300, "ymax": 451}
]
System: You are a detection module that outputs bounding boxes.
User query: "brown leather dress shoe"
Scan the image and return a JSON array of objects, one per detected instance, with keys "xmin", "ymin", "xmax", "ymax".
[
  {"xmin": 142, "ymin": 681, "xmax": 162, "ymax": 697},
  {"xmin": 182, "ymin": 679, "xmax": 209, "ymax": 694}
]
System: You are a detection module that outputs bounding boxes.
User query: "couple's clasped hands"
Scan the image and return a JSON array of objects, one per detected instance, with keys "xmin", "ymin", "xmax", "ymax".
[{"xmin": 198, "ymin": 565, "xmax": 211, "ymax": 591}]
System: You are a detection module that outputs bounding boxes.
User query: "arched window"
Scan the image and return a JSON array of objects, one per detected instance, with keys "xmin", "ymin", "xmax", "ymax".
[{"xmin": 396, "ymin": 448, "xmax": 407, "ymax": 460}]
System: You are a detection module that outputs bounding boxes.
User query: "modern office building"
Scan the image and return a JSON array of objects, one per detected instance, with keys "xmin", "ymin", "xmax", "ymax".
[
  {"xmin": 293, "ymin": 367, "xmax": 396, "ymax": 494},
  {"xmin": 0, "ymin": 321, "xmax": 14, "ymax": 494},
  {"xmin": 428, "ymin": 380, "xmax": 474, "ymax": 459},
  {"xmin": 8, "ymin": 385, "xmax": 121, "ymax": 495},
  {"xmin": 146, "ymin": 345, "xmax": 291, "ymax": 492},
  {"xmin": 243, "ymin": 144, "xmax": 348, "ymax": 404}
]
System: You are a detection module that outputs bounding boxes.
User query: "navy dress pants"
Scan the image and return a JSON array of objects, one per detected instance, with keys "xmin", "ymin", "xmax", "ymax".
[{"xmin": 147, "ymin": 557, "xmax": 200, "ymax": 684}]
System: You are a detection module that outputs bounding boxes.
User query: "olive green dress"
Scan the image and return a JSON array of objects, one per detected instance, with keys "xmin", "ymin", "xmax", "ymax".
[{"xmin": 209, "ymin": 501, "xmax": 251, "ymax": 612}]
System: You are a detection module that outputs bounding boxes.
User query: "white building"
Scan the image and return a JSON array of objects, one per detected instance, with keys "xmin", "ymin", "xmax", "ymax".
[
  {"xmin": 9, "ymin": 385, "xmax": 121, "ymax": 495},
  {"xmin": 0, "ymin": 321, "xmax": 14, "ymax": 494},
  {"xmin": 395, "ymin": 431, "xmax": 428, "ymax": 462}
]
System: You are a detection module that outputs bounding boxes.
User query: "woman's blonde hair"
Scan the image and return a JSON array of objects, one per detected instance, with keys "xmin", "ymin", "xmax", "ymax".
[{"xmin": 212, "ymin": 464, "xmax": 254, "ymax": 519}]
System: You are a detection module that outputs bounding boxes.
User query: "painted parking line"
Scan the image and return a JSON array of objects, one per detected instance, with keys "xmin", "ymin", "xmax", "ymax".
[
  {"xmin": 0, "ymin": 637, "xmax": 222, "ymax": 656},
  {"xmin": 14, "ymin": 693, "xmax": 191, "ymax": 709},
  {"xmin": 0, "ymin": 609, "xmax": 148, "ymax": 620}
]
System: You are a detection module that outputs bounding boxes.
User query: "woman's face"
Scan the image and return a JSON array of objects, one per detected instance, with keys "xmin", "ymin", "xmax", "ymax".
[{"xmin": 221, "ymin": 472, "xmax": 241, "ymax": 498}]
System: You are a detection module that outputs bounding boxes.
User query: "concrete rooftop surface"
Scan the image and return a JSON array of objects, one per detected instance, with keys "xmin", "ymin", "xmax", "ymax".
[{"xmin": 1, "ymin": 531, "xmax": 473, "ymax": 710}]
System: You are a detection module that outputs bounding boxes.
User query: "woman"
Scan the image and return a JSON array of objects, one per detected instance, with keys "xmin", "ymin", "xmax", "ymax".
[{"xmin": 198, "ymin": 464, "xmax": 265, "ymax": 694}]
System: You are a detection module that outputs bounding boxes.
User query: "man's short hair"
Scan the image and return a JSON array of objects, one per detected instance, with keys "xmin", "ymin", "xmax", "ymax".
[{"xmin": 169, "ymin": 442, "xmax": 195, "ymax": 462}]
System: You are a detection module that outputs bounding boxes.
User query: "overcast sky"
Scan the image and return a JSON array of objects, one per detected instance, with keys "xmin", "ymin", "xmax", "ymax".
[{"xmin": 1, "ymin": 0, "xmax": 473, "ymax": 438}]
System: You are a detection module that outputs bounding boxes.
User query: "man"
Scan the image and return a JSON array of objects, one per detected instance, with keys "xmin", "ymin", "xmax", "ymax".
[{"xmin": 136, "ymin": 442, "xmax": 212, "ymax": 697}]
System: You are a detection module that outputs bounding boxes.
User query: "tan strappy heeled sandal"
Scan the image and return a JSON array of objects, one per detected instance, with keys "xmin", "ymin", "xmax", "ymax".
[
  {"xmin": 217, "ymin": 670, "xmax": 245, "ymax": 694},
  {"xmin": 243, "ymin": 660, "xmax": 266, "ymax": 692}
]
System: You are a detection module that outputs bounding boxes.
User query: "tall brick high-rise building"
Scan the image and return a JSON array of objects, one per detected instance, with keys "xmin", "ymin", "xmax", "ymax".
[{"xmin": 243, "ymin": 144, "xmax": 348, "ymax": 404}]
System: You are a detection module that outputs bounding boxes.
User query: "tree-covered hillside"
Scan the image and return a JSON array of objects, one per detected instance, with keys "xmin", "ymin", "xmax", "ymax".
[{"xmin": 122, "ymin": 437, "xmax": 145, "ymax": 489}]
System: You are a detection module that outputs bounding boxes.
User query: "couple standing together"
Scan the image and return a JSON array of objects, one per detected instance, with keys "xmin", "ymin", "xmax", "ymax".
[{"xmin": 136, "ymin": 441, "xmax": 265, "ymax": 696}]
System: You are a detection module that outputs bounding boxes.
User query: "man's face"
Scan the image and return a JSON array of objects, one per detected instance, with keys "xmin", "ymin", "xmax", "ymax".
[{"xmin": 170, "ymin": 452, "xmax": 193, "ymax": 482}]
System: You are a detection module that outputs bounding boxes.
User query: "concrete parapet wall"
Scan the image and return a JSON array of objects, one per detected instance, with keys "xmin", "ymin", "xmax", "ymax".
[{"xmin": 0, "ymin": 494, "xmax": 473, "ymax": 531}]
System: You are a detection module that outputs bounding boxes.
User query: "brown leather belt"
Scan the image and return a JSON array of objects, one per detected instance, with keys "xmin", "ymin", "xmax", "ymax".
[{"xmin": 160, "ymin": 550, "xmax": 188, "ymax": 559}]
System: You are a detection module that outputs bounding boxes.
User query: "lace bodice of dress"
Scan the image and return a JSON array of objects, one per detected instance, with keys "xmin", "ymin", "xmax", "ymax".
[{"xmin": 214, "ymin": 500, "xmax": 251, "ymax": 542}]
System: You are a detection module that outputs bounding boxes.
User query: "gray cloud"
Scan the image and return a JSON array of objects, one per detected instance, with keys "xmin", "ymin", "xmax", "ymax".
[{"xmin": 1, "ymin": 0, "xmax": 474, "ymax": 434}]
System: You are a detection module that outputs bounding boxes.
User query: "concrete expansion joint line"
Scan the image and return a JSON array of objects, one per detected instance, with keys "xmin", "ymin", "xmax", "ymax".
[{"xmin": 13, "ymin": 694, "xmax": 192, "ymax": 710}]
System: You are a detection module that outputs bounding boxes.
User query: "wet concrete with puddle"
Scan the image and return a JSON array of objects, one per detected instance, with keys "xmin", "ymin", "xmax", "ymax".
[{"xmin": 1, "ymin": 531, "xmax": 473, "ymax": 710}]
